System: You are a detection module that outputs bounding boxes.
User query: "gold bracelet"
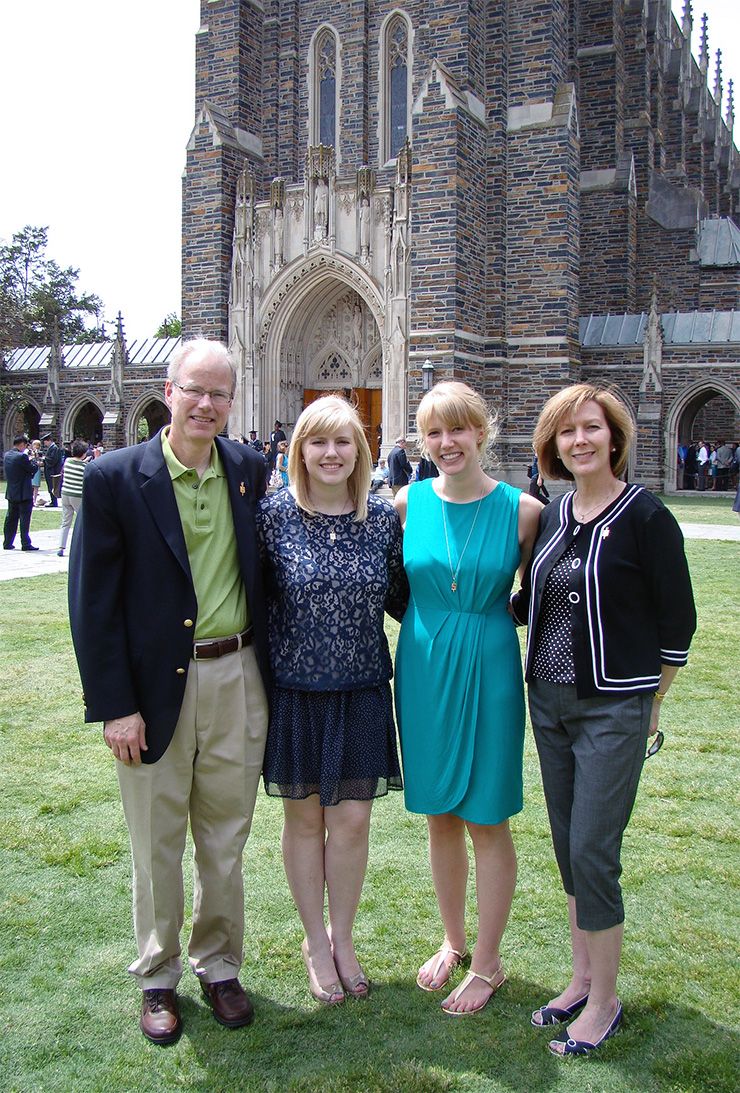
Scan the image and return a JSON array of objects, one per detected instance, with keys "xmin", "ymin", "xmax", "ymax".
[{"xmin": 654, "ymin": 690, "xmax": 668, "ymax": 702}]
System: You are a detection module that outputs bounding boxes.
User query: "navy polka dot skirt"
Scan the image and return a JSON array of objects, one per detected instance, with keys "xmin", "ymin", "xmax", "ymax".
[{"xmin": 263, "ymin": 682, "xmax": 403, "ymax": 806}]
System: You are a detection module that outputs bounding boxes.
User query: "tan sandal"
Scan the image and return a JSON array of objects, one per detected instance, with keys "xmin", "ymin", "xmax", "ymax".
[
  {"xmin": 338, "ymin": 966, "xmax": 370, "ymax": 999},
  {"xmin": 301, "ymin": 939, "xmax": 345, "ymax": 1006},
  {"xmin": 416, "ymin": 944, "xmax": 470, "ymax": 992},
  {"xmin": 440, "ymin": 963, "xmax": 506, "ymax": 1016}
]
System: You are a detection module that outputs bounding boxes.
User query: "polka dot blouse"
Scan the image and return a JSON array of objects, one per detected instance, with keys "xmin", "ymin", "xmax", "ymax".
[{"xmin": 531, "ymin": 541, "xmax": 577, "ymax": 684}]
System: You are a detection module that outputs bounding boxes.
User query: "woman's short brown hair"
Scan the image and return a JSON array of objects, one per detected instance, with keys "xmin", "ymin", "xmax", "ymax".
[
  {"xmin": 288, "ymin": 395, "xmax": 373, "ymax": 521},
  {"xmin": 533, "ymin": 384, "xmax": 634, "ymax": 481},
  {"xmin": 416, "ymin": 381, "xmax": 497, "ymax": 459}
]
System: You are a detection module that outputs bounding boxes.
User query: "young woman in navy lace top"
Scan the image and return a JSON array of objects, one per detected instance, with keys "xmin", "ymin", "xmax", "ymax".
[{"xmin": 258, "ymin": 396, "xmax": 408, "ymax": 1006}]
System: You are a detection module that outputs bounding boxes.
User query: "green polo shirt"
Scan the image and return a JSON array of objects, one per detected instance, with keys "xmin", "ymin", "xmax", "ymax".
[{"xmin": 161, "ymin": 428, "xmax": 248, "ymax": 640}]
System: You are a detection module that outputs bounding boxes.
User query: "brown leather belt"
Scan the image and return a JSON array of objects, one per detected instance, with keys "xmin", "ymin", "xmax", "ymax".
[{"xmin": 192, "ymin": 627, "xmax": 254, "ymax": 661}]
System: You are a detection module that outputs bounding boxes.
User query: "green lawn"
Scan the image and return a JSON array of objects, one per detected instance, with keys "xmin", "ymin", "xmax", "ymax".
[
  {"xmin": 0, "ymin": 542, "xmax": 738, "ymax": 1092},
  {"xmin": 658, "ymin": 493, "xmax": 738, "ymax": 527}
]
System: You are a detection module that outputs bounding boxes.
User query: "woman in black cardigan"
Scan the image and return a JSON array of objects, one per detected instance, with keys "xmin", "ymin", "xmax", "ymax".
[{"xmin": 511, "ymin": 384, "xmax": 696, "ymax": 1058}]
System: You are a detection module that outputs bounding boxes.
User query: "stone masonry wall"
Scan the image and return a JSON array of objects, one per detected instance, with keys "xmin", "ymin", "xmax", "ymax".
[{"xmin": 580, "ymin": 187, "xmax": 637, "ymax": 314}]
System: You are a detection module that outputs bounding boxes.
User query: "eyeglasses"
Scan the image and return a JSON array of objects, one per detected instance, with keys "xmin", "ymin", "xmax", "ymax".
[
  {"xmin": 171, "ymin": 381, "xmax": 233, "ymax": 408},
  {"xmin": 645, "ymin": 730, "xmax": 664, "ymax": 760}
]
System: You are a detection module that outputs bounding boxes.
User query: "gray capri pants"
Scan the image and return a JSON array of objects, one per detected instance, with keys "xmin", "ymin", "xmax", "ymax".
[{"xmin": 528, "ymin": 679, "xmax": 651, "ymax": 932}]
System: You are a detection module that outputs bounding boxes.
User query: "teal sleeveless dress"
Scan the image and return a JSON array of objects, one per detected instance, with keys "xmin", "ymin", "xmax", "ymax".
[{"xmin": 395, "ymin": 479, "xmax": 525, "ymax": 825}]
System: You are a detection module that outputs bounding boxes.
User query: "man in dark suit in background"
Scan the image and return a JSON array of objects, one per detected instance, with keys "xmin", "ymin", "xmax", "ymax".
[
  {"xmin": 3, "ymin": 434, "xmax": 39, "ymax": 551},
  {"xmin": 388, "ymin": 436, "xmax": 413, "ymax": 496},
  {"xmin": 68, "ymin": 339, "xmax": 271, "ymax": 1045},
  {"xmin": 41, "ymin": 433, "xmax": 64, "ymax": 507}
]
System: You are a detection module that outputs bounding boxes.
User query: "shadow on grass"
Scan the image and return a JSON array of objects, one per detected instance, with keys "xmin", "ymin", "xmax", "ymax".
[{"xmin": 170, "ymin": 976, "xmax": 739, "ymax": 1093}]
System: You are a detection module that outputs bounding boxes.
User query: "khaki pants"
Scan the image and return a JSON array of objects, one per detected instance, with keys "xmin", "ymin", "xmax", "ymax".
[
  {"xmin": 59, "ymin": 494, "xmax": 82, "ymax": 551},
  {"xmin": 116, "ymin": 645, "xmax": 268, "ymax": 988}
]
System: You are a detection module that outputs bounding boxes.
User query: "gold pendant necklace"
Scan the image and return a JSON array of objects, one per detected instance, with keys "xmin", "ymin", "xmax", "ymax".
[
  {"xmin": 572, "ymin": 484, "xmax": 622, "ymax": 523},
  {"xmin": 441, "ymin": 491, "xmax": 486, "ymax": 592},
  {"xmin": 326, "ymin": 497, "xmax": 353, "ymax": 542}
]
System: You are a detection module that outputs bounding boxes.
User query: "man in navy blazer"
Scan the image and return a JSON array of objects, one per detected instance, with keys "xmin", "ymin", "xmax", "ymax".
[
  {"xmin": 69, "ymin": 339, "xmax": 270, "ymax": 1045},
  {"xmin": 3, "ymin": 433, "xmax": 40, "ymax": 551},
  {"xmin": 387, "ymin": 436, "xmax": 413, "ymax": 496}
]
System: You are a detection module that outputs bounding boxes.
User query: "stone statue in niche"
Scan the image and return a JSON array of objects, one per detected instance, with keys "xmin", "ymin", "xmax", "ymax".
[
  {"xmin": 314, "ymin": 177, "xmax": 329, "ymax": 240},
  {"xmin": 359, "ymin": 195, "xmax": 370, "ymax": 260},
  {"xmin": 391, "ymin": 217, "xmax": 408, "ymax": 297},
  {"xmin": 352, "ymin": 301, "xmax": 363, "ymax": 362},
  {"xmin": 388, "ymin": 316, "xmax": 406, "ymax": 377},
  {"xmin": 273, "ymin": 205, "xmax": 284, "ymax": 267},
  {"xmin": 235, "ymin": 189, "xmax": 248, "ymax": 240}
]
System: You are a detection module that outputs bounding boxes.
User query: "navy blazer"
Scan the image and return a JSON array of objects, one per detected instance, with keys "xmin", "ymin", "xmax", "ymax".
[
  {"xmin": 68, "ymin": 430, "xmax": 271, "ymax": 763},
  {"xmin": 388, "ymin": 445, "xmax": 412, "ymax": 487},
  {"xmin": 3, "ymin": 448, "xmax": 37, "ymax": 502}
]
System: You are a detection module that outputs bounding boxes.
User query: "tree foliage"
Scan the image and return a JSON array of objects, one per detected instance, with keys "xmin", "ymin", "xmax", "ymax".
[
  {"xmin": 155, "ymin": 312, "xmax": 182, "ymax": 338},
  {"xmin": 0, "ymin": 225, "xmax": 104, "ymax": 352}
]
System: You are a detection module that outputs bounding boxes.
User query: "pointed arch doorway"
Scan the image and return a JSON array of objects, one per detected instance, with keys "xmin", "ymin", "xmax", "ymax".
[
  {"xmin": 261, "ymin": 265, "xmax": 385, "ymax": 459},
  {"xmin": 665, "ymin": 379, "xmax": 740, "ymax": 491}
]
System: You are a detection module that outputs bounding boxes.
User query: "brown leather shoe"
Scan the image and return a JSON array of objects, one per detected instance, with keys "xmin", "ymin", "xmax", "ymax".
[
  {"xmin": 200, "ymin": 978, "xmax": 254, "ymax": 1028},
  {"xmin": 140, "ymin": 988, "xmax": 182, "ymax": 1044}
]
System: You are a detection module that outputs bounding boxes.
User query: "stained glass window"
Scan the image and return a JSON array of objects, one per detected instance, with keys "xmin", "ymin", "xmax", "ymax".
[
  {"xmin": 388, "ymin": 19, "xmax": 408, "ymax": 159},
  {"xmin": 318, "ymin": 33, "xmax": 336, "ymax": 148}
]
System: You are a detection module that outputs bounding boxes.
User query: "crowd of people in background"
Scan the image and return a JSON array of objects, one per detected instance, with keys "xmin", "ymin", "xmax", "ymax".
[
  {"xmin": 678, "ymin": 439, "xmax": 740, "ymax": 491},
  {"xmin": 2, "ymin": 431, "xmax": 103, "ymax": 553}
]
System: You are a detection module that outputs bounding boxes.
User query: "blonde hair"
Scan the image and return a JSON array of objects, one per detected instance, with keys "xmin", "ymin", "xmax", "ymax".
[
  {"xmin": 416, "ymin": 381, "xmax": 497, "ymax": 458},
  {"xmin": 288, "ymin": 395, "xmax": 373, "ymax": 521},
  {"xmin": 533, "ymin": 384, "xmax": 634, "ymax": 481}
]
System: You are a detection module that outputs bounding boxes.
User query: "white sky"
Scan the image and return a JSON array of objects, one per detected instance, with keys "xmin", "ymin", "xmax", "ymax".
[{"xmin": 0, "ymin": 1, "xmax": 737, "ymax": 341}]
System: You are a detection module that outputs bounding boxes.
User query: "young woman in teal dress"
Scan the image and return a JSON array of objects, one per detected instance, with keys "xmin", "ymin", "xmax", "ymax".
[{"xmin": 394, "ymin": 381, "xmax": 542, "ymax": 1015}]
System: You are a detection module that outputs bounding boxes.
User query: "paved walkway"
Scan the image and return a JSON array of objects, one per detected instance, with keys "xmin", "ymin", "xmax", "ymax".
[
  {"xmin": 1, "ymin": 506, "xmax": 737, "ymax": 582},
  {"xmin": 679, "ymin": 521, "xmax": 740, "ymax": 541}
]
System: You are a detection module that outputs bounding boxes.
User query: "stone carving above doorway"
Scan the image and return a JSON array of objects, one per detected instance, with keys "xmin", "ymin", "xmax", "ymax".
[{"xmin": 305, "ymin": 289, "xmax": 381, "ymax": 389}]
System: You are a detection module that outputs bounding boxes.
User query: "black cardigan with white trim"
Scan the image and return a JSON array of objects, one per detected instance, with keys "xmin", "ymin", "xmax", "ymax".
[{"xmin": 511, "ymin": 485, "xmax": 696, "ymax": 698}]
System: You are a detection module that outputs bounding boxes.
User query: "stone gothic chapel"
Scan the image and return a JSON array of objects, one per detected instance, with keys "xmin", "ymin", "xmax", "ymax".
[{"xmin": 182, "ymin": 0, "xmax": 740, "ymax": 488}]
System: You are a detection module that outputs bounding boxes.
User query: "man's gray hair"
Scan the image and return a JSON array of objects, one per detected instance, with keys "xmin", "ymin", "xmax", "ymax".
[{"xmin": 167, "ymin": 338, "xmax": 237, "ymax": 394}]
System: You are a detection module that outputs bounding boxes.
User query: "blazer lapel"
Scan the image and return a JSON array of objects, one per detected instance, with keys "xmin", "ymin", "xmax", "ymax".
[
  {"xmin": 217, "ymin": 438, "xmax": 259, "ymax": 593},
  {"xmin": 139, "ymin": 432, "xmax": 192, "ymax": 577}
]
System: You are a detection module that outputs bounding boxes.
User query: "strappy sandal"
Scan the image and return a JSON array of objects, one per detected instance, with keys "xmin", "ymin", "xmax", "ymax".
[
  {"xmin": 416, "ymin": 944, "xmax": 470, "ymax": 992},
  {"xmin": 548, "ymin": 1001, "xmax": 623, "ymax": 1056},
  {"xmin": 531, "ymin": 992, "xmax": 589, "ymax": 1027},
  {"xmin": 440, "ymin": 963, "xmax": 506, "ymax": 1016}
]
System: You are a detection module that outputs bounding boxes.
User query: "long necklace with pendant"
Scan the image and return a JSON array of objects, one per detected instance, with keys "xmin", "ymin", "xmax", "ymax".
[
  {"xmin": 441, "ymin": 491, "xmax": 486, "ymax": 592},
  {"xmin": 327, "ymin": 497, "xmax": 353, "ymax": 542}
]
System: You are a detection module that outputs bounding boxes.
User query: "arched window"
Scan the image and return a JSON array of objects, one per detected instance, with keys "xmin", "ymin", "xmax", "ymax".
[
  {"xmin": 310, "ymin": 27, "xmax": 339, "ymax": 151},
  {"xmin": 318, "ymin": 32, "xmax": 336, "ymax": 147},
  {"xmin": 379, "ymin": 12, "xmax": 412, "ymax": 164},
  {"xmin": 388, "ymin": 18, "xmax": 408, "ymax": 159}
]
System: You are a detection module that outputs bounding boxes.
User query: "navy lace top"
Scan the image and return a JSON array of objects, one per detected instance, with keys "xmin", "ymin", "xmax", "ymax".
[{"xmin": 257, "ymin": 489, "xmax": 409, "ymax": 690}]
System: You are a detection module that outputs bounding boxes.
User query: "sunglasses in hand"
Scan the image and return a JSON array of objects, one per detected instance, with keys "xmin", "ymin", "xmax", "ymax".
[{"xmin": 645, "ymin": 730, "xmax": 665, "ymax": 760}]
